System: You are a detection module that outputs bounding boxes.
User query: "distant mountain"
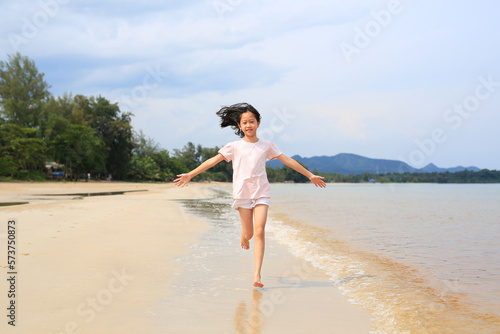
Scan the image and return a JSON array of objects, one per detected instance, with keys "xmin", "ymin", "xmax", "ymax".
[
  {"xmin": 267, "ymin": 153, "xmax": 481, "ymax": 175},
  {"xmin": 419, "ymin": 163, "xmax": 481, "ymax": 173}
]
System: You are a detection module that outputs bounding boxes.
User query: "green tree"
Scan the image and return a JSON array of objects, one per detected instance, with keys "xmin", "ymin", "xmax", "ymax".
[
  {"xmin": 106, "ymin": 112, "xmax": 134, "ymax": 179},
  {"xmin": 133, "ymin": 130, "xmax": 161, "ymax": 158},
  {"xmin": 361, "ymin": 171, "xmax": 374, "ymax": 182},
  {"xmin": 127, "ymin": 155, "xmax": 160, "ymax": 180},
  {"xmin": 0, "ymin": 53, "xmax": 51, "ymax": 129},
  {"xmin": 153, "ymin": 149, "xmax": 190, "ymax": 181},
  {"xmin": 51, "ymin": 124, "xmax": 105, "ymax": 180},
  {"xmin": 0, "ymin": 123, "xmax": 46, "ymax": 176},
  {"xmin": 42, "ymin": 95, "xmax": 74, "ymax": 145},
  {"xmin": 174, "ymin": 142, "xmax": 201, "ymax": 171},
  {"xmin": 198, "ymin": 145, "xmax": 231, "ymax": 181},
  {"xmin": 283, "ymin": 162, "xmax": 310, "ymax": 182},
  {"xmin": 130, "ymin": 132, "xmax": 191, "ymax": 181},
  {"xmin": 74, "ymin": 95, "xmax": 133, "ymax": 179}
]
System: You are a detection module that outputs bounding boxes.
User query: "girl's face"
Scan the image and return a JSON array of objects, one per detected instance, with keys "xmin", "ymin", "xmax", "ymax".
[{"xmin": 239, "ymin": 111, "xmax": 260, "ymax": 138}]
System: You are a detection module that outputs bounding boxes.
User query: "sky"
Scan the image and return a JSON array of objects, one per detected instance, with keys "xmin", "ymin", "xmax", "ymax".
[{"xmin": 1, "ymin": 0, "xmax": 500, "ymax": 170}]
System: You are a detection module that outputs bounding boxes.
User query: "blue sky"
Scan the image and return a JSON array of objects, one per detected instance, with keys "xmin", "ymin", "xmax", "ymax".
[{"xmin": 2, "ymin": 0, "xmax": 500, "ymax": 169}]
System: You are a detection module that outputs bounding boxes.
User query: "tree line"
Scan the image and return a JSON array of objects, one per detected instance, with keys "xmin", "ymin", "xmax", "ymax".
[
  {"xmin": 0, "ymin": 53, "xmax": 231, "ymax": 182},
  {"xmin": 0, "ymin": 52, "xmax": 304, "ymax": 183},
  {"xmin": 317, "ymin": 169, "xmax": 500, "ymax": 183},
  {"xmin": 1, "ymin": 53, "xmax": 498, "ymax": 183}
]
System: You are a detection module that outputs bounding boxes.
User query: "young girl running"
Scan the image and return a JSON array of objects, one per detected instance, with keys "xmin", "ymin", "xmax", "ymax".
[{"xmin": 174, "ymin": 103, "xmax": 326, "ymax": 288}]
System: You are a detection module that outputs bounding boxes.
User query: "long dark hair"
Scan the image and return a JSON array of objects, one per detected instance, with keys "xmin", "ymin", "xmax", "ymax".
[{"xmin": 216, "ymin": 103, "xmax": 261, "ymax": 138}]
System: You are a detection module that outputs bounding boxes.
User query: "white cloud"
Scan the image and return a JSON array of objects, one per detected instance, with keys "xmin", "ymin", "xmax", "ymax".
[{"xmin": 1, "ymin": 0, "xmax": 499, "ymax": 169}]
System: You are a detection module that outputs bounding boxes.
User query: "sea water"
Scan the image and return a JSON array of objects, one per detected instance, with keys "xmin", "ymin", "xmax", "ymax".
[{"xmin": 267, "ymin": 183, "xmax": 500, "ymax": 333}]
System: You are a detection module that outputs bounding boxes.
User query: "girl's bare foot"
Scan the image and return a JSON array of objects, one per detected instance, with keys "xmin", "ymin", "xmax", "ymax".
[
  {"xmin": 241, "ymin": 235, "xmax": 250, "ymax": 250},
  {"xmin": 253, "ymin": 274, "xmax": 264, "ymax": 288}
]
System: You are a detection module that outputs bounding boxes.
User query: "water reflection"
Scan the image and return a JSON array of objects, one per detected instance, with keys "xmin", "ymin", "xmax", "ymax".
[
  {"xmin": 178, "ymin": 194, "xmax": 234, "ymax": 230},
  {"xmin": 235, "ymin": 289, "xmax": 263, "ymax": 334},
  {"xmin": 0, "ymin": 201, "xmax": 28, "ymax": 207},
  {"xmin": 34, "ymin": 190, "xmax": 147, "ymax": 197}
]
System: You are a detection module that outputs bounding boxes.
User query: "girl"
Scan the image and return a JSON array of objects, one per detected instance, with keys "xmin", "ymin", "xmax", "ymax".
[{"xmin": 174, "ymin": 103, "xmax": 326, "ymax": 288}]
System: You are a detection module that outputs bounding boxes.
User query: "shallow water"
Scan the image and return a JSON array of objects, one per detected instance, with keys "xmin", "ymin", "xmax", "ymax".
[
  {"xmin": 34, "ymin": 189, "xmax": 148, "ymax": 197},
  {"xmin": 0, "ymin": 201, "xmax": 29, "ymax": 207},
  {"xmin": 159, "ymin": 191, "xmax": 259, "ymax": 333},
  {"xmin": 164, "ymin": 187, "xmax": 372, "ymax": 333},
  {"xmin": 0, "ymin": 190, "xmax": 150, "ymax": 206},
  {"xmin": 267, "ymin": 183, "xmax": 500, "ymax": 333}
]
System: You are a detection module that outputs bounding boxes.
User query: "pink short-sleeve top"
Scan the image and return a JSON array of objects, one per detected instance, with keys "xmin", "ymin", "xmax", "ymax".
[{"xmin": 218, "ymin": 139, "xmax": 282, "ymax": 200}]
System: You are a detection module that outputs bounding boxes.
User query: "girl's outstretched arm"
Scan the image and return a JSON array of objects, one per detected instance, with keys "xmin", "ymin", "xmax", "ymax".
[
  {"xmin": 174, "ymin": 153, "xmax": 225, "ymax": 188},
  {"xmin": 276, "ymin": 154, "xmax": 327, "ymax": 188}
]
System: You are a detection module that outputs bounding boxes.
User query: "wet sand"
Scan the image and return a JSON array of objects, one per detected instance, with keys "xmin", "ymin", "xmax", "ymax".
[{"xmin": 0, "ymin": 181, "xmax": 372, "ymax": 333}]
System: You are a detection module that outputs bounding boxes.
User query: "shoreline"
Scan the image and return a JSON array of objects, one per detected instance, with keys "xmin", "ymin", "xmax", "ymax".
[
  {"xmin": 0, "ymin": 182, "xmax": 373, "ymax": 333},
  {"xmin": 164, "ymin": 185, "xmax": 373, "ymax": 333},
  {"xmin": 0, "ymin": 182, "xmax": 212, "ymax": 333},
  {"xmin": 267, "ymin": 183, "xmax": 500, "ymax": 333}
]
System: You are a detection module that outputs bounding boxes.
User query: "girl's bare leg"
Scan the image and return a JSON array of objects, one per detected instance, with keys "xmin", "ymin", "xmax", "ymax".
[
  {"xmin": 252, "ymin": 204, "xmax": 268, "ymax": 286},
  {"xmin": 238, "ymin": 208, "xmax": 254, "ymax": 250}
]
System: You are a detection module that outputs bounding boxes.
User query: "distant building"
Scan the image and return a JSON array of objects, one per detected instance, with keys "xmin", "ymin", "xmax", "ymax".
[{"xmin": 45, "ymin": 161, "xmax": 64, "ymax": 179}]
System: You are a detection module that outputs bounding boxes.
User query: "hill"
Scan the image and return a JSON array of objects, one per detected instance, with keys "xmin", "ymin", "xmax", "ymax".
[{"xmin": 267, "ymin": 153, "xmax": 480, "ymax": 175}]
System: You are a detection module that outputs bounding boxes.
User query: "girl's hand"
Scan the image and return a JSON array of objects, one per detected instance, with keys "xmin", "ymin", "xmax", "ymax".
[
  {"xmin": 174, "ymin": 173, "xmax": 192, "ymax": 188},
  {"xmin": 309, "ymin": 175, "xmax": 326, "ymax": 188}
]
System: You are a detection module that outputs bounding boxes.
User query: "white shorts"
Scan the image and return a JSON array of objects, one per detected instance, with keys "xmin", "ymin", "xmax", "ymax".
[{"xmin": 232, "ymin": 198, "xmax": 270, "ymax": 211}]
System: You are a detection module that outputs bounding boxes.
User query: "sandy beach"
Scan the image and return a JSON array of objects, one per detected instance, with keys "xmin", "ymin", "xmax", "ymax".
[{"xmin": 0, "ymin": 181, "xmax": 372, "ymax": 333}]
